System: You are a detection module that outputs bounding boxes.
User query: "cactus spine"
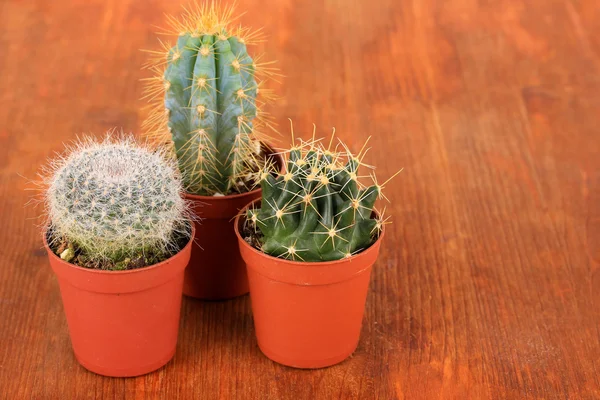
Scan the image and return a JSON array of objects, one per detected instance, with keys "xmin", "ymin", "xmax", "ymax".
[
  {"xmin": 143, "ymin": 2, "xmax": 278, "ymax": 196},
  {"xmin": 45, "ymin": 135, "xmax": 189, "ymax": 269},
  {"xmin": 246, "ymin": 126, "xmax": 397, "ymax": 262}
]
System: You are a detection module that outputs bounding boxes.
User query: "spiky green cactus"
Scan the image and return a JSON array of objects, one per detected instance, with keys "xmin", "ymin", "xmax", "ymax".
[
  {"xmin": 143, "ymin": 2, "xmax": 278, "ymax": 196},
  {"xmin": 246, "ymin": 130, "xmax": 396, "ymax": 262},
  {"xmin": 45, "ymin": 135, "xmax": 190, "ymax": 269}
]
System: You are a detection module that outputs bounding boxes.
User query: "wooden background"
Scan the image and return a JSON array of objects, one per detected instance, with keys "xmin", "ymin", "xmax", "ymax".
[{"xmin": 1, "ymin": 0, "xmax": 599, "ymax": 398}]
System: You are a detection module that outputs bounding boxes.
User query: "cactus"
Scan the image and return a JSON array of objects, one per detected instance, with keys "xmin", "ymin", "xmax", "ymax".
[
  {"xmin": 44, "ymin": 135, "xmax": 190, "ymax": 269},
  {"xmin": 142, "ymin": 2, "xmax": 278, "ymax": 196},
  {"xmin": 246, "ymin": 126, "xmax": 399, "ymax": 262}
]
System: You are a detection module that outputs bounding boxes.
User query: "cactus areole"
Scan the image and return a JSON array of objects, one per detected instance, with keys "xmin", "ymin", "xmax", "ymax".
[
  {"xmin": 244, "ymin": 129, "xmax": 397, "ymax": 262},
  {"xmin": 143, "ymin": 3, "xmax": 278, "ymax": 196}
]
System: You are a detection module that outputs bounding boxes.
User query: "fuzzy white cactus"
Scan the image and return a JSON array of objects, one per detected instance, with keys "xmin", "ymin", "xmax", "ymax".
[{"xmin": 44, "ymin": 135, "xmax": 190, "ymax": 265}]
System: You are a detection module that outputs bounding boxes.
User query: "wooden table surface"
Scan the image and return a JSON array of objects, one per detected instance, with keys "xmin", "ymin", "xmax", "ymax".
[{"xmin": 1, "ymin": 0, "xmax": 600, "ymax": 398}]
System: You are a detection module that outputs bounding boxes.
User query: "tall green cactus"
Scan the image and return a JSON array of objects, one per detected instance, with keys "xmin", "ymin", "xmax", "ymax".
[
  {"xmin": 143, "ymin": 2, "xmax": 277, "ymax": 196},
  {"xmin": 246, "ymin": 130, "xmax": 397, "ymax": 262}
]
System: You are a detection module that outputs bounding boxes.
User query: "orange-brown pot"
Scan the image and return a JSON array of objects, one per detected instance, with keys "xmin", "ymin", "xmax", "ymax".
[
  {"xmin": 44, "ymin": 226, "xmax": 194, "ymax": 377},
  {"xmin": 183, "ymin": 149, "xmax": 283, "ymax": 300},
  {"xmin": 234, "ymin": 201, "xmax": 384, "ymax": 369}
]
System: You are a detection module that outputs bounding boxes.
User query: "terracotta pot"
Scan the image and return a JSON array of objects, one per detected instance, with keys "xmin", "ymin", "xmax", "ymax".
[
  {"xmin": 234, "ymin": 200, "xmax": 384, "ymax": 369},
  {"xmin": 183, "ymin": 148, "xmax": 283, "ymax": 300},
  {"xmin": 44, "ymin": 225, "xmax": 194, "ymax": 377}
]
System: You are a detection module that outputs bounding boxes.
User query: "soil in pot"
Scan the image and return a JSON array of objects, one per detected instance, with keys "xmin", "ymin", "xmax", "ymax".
[{"xmin": 47, "ymin": 225, "xmax": 191, "ymax": 271}]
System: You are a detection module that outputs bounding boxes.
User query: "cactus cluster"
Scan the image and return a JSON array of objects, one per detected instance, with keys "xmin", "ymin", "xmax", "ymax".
[
  {"xmin": 246, "ymin": 126, "xmax": 397, "ymax": 262},
  {"xmin": 44, "ymin": 135, "xmax": 190, "ymax": 269},
  {"xmin": 143, "ymin": 2, "xmax": 279, "ymax": 196}
]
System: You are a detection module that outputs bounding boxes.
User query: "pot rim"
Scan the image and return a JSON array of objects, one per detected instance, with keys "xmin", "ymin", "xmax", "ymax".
[
  {"xmin": 183, "ymin": 142, "xmax": 284, "ymax": 201},
  {"xmin": 234, "ymin": 198, "xmax": 385, "ymax": 267},
  {"xmin": 42, "ymin": 221, "xmax": 195, "ymax": 276},
  {"xmin": 184, "ymin": 186, "xmax": 262, "ymax": 202}
]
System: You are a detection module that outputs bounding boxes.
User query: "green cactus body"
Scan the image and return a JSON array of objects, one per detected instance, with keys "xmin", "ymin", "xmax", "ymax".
[
  {"xmin": 247, "ymin": 140, "xmax": 385, "ymax": 262},
  {"xmin": 46, "ymin": 136, "xmax": 189, "ymax": 268},
  {"xmin": 164, "ymin": 31, "xmax": 257, "ymax": 195},
  {"xmin": 143, "ymin": 4, "xmax": 275, "ymax": 196}
]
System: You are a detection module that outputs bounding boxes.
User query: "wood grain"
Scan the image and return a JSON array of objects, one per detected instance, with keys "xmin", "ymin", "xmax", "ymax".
[{"xmin": 1, "ymin": 0, "xmax": 599, "ymax": 398}]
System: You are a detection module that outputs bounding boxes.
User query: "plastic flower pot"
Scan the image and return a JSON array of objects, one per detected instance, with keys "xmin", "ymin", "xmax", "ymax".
[
  {"xmin": 183, "ymin": 148, "xmax": 283, "ymax": 300},
  {"xmin": 234, "ymin": 200, "xmax": 384, "ymax": 369},
  {"xmin": 44, "ymin": 225, "xmax": 194, "ymax": 377}
]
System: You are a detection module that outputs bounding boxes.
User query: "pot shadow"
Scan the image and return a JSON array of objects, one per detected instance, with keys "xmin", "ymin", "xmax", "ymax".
[{"xmin": 173, "ymin": 294, "xmax": 264, "ymax": 367}]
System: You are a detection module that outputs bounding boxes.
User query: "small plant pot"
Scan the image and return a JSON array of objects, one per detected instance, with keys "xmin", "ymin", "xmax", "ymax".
[
  {"xmin": 43, "ymin": 225, "xmax": 194, "ymax": 377},
  {"xmin": 234, "ymin": 200, "xmax": 384, "ymax": 369},
  {"xmin": 183, "ymin": 148, "xmax": 283, "ymax": 300}
]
